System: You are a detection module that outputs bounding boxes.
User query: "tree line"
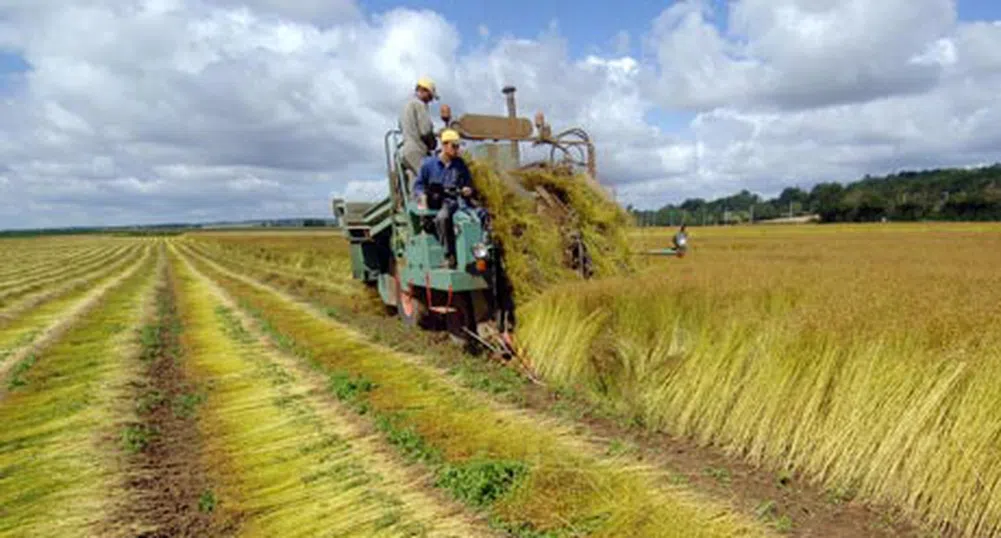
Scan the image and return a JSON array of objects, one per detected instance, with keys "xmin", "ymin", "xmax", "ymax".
[{"xmin": 628, "ymin": 163, "xmax": 1001, "ymax": 225}]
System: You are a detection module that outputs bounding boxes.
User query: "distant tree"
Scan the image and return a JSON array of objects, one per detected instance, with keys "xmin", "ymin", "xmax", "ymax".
[{"xmin": 622, "ymin": 162, "xmax": 1001, "ymax": 226}]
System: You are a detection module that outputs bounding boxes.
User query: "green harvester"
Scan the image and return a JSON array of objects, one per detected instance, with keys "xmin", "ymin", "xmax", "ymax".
[{"xmin": 333, "ymin": 85, "xmax": 607, "ymax": 357}]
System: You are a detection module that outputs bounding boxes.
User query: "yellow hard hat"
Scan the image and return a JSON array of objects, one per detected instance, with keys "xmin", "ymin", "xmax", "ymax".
[
  {"xmin": 416, "ymin": 76, "xmax": 438, "ymax": 99},
  {"xmin": 440, "ymin": 129, "xmax": 460, "ymax": 143}
]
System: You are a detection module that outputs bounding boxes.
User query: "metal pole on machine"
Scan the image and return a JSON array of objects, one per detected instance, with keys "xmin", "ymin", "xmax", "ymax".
[{"xmin": 502, "ymin": 86, "xmax": 520, "ymax": 165}]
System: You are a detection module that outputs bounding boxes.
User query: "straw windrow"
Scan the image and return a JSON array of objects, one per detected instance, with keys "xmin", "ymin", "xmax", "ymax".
[
  {"xmin": 0, "ymin": 243, "xmax": 158, "ymax": 536},
  {"xmin": 467, "ymin": 159, "xmax": 634, "ymax": 302},
  {"xmin": 176, "ymin": 242, "xmax": 771, "ymax": 538}
]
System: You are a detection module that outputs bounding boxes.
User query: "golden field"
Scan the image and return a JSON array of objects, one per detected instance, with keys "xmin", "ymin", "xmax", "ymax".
[
  {"xmin": 1, "ymin": 222, "xmax": 998, "ymax": 537},
  {"xmin": 519, "ymin": 222, "xmax": 1001, "ymax": 537}
]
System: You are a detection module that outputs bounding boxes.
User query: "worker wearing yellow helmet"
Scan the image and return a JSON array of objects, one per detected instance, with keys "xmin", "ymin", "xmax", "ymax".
[
  {"xmin": 413, "ymin": 128, "xmax": 488, "ymax": 268},
  {"xmin": 399, "ymin": 76, "xmax": 440, "ymax": 184}
]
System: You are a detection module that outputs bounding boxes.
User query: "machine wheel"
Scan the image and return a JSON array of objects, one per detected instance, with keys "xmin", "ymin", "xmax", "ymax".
[
  {"xmin": 396, "ymin": 270, "xmax": 429, "ymax": 329},
  {"xmin": 445, "ymin": 291, "xmax": 479, "ymax": 353},
  {"xmin": 383, "ymin": 258, "xmax": 400, "ymax": 316}
]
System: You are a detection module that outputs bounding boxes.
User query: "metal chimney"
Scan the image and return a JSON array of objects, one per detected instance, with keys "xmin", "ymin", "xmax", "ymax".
[{"xmin": 501, "ymin": 85, "xmax": 520, "ymax": 164}]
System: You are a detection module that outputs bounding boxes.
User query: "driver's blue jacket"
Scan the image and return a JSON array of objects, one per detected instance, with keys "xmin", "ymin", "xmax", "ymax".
[{"xmin": 413, "ymin": 155, "xmax": 472, "ymax": 198}]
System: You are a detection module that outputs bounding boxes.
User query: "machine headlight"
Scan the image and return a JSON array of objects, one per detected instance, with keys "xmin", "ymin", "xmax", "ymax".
[{"xmin": 472, "ymin": 243, "xmax": 489, "ymax": 259}]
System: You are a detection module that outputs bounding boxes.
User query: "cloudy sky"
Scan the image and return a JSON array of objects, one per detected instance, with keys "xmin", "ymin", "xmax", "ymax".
[{"xmin": 1, "ymin": 0, "xmax": 999, "ymax": 228}]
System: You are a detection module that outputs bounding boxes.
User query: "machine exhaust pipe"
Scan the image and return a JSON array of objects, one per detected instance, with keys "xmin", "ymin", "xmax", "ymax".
[{"xmin": 502, "ymin": 86, "xmax": 520, "ymax": 164}]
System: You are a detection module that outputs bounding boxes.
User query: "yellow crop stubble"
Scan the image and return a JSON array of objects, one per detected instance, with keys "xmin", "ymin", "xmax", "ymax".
[
  {"xmin": 169, "ymin": 246, "xmax": 491, "ymax": 537},
  {"xmin": 182, "ymin": 235, "xmax": 362, "ymax": 299},
  {"xmin": 0, "ymin": 243, "xmax": 145, "ymax": 325},
  {"xmin": 177, "ymin": 244, "xmax": 773, "ymax": 538},
  {"xmin": 0, "ymin": 243, "xmax": 150, "ymax": 381},
  {"xmin": 0, "ymin": 243, "xmax": 132, "ymax": 299},
  {"xmin": 0, "ymin": 237, "xmax": 125, "ymax": 284},
  {"xmin": 0, "ymin": 243, "xmax": 159, "ymax": 536}
]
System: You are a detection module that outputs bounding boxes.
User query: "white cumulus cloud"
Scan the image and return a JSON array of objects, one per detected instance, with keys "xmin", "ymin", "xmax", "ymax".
[{"xmin": 0, "ymin": 0, "xmax": 998, "ymax": 227}]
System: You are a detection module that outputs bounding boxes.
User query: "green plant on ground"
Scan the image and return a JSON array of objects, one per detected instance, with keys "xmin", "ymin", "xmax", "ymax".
[
  {"xmin": 121, "ymin": 423, "xmax": 157, "ymax": 453},
  {"xmin": 435, "ymin": 458, "xmax": 529, "ymax": 509}
]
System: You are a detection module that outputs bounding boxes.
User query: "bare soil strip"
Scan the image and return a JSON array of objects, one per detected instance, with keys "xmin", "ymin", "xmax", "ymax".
[
  {"xmin": 0, "ymin": 245, "xmax": 153, "ymax": 392},
  {"xmin": 100, "ymin": 250, "xmax": 234, "ymax": 538},
  {"xmin": 178, "ymin": 243, "xmax": 770, "ymax": 538},
  {"xmin": 168, "ymin": 246, "xmax": 495, "ymax": 537},
  {"xmin": 183, "ymin": 240, "xmax": 926, "ymax": 538},
  {"xmin": 0, "ymin": 249, "xmax": 158, "ymax": 536}
]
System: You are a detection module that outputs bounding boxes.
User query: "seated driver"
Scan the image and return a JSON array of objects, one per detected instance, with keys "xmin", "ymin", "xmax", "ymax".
[{"xmin": 413, "ymin": 129, "xmax": 487, "ymax": 268}]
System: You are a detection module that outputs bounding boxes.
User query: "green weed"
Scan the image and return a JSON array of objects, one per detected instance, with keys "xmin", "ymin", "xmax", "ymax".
[
  {"xmin": 173, "ymin": 391, "xmax": 205, "ymax": 419},
  {"xmin": 121, "ymin": 424, "xmax": 157, "ymax": 453},
  {"xmin": 6, "ymin": 354, "xmax": 37, "ymax": 389},
  {"xmin": 436, "ymin": 459, "xmax": 528, "ymax": 509},
  {"xmin": 198, "ymin": 489, "xmax": 216, "ymax": 513}
]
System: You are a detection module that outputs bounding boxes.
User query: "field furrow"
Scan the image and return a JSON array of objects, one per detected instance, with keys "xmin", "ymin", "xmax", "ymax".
[
  {"xmin": 168, "ymin": 246, "xmax": 495, "ymax": 537},
  {"xmin": 0, "ymin": 244, "xmax": 160, "ymax": 536},
  {"xmin": 177, "ymin": 244, "xmax": 771, "ymax": 538},
  {"xmin": 98, "ymin": 248, "xmax": 234, "ymax": 537},
  {"xmin": 0, "ymin": 244, "xmax": 151, "ymax": 382}
]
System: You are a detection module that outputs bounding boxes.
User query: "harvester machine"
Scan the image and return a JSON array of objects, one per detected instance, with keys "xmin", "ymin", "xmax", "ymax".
[{"xmin": 332, "ymin": 85, "xmax": 605, "ymax": 360}]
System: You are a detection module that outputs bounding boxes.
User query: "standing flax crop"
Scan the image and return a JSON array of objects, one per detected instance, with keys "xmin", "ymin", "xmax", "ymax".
[{"xmin": 515, "ymin": 223, "xmax": 1001, "ymax": 538}]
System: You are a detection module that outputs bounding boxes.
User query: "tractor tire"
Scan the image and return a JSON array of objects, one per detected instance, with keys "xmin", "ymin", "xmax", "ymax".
[
  {"xmin": 396, "ymin": 271, "xmax": 430, "ymax": 329},
  {"xmin": 444, "ymin": 292, "xmax": 486, "ymax": 354},
  {"xmin": 384, "ymin": 256, "xmax": 403, "ymax": 317},
  {"xmin": 446, "ymin": 292, "xmax": 476, "ymax": 342}
]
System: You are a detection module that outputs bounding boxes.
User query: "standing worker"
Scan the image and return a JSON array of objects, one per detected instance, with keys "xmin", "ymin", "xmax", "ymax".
[
  {"xmin": 400, "ymin": 76, "xmax": 439, "ymax": 186},
  {"xmin": 672, "ymin": 224, "xmax": 689, "ymax": 257}
]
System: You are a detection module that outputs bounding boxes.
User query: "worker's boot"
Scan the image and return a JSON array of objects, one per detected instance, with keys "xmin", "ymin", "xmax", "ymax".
[{"xmin": 440, "ymin": 254, "xmax": 456, "ymax": 269}]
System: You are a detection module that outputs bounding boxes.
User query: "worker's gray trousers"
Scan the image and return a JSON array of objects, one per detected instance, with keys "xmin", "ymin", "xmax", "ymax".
[
  {"xmin": 401, "ymin": 147, "xmax": 426, "ymax": 190},
  {"xmin": 435, "ymin": 198, "xmax": 490, "ymax": 259}
]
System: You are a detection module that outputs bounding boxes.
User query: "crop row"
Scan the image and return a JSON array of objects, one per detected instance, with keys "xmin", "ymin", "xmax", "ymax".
[
  {"xmin": 0, "ymin": 237, "xmax": 136, "ymax": 282},
  {"xmin": 2, "ymin": 236, "xmax": 771, "ymax": 538},
  {"xmin": 0, "ymin": 243, "xmax": 142, "ymax": 307},
  {"xmin": 0, "ymin": 241, "xmax": 158, "ymax": 535},
  {"xmin": 0, "ymin": 243, "xmax": 152, "ymax": 383},
  {"xmin": 171, "ymin": 241, "xmax": 771, "ymax": 537},
  {"xmin": 183, "ymin": 226, "xmax": 1000, "ymax": 538}
]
